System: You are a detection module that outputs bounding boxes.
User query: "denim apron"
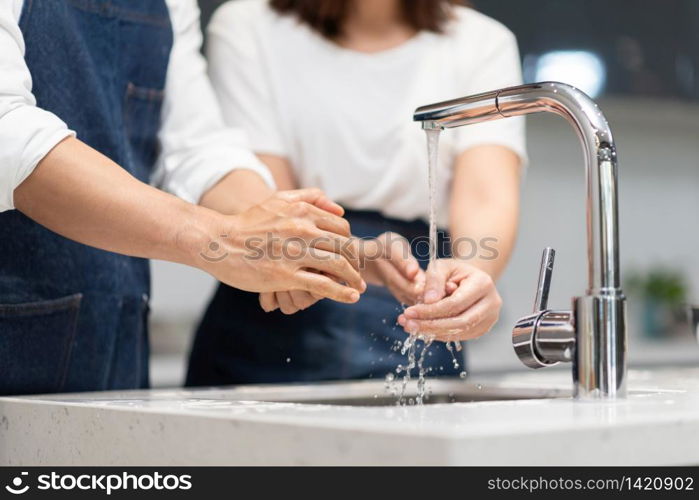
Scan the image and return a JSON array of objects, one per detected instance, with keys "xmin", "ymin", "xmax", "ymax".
[
  {"xmin": 0, "ymin": 0, "xmax": 173, "ymax": 395},
  {"xmin": 186, "ymin": 211, "xmax": 464, "ymax": 386}
]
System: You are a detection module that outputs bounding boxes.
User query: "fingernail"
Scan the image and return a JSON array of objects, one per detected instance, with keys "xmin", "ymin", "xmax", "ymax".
[
  {"xmin": 424, "ymin": 290, "xmax": 439, "ymax": 303},
  {"xmin": 397, "ymin": 315, "xmax": 405, "ymax": 325},
  {"xmin": 350, "ymin": 291, "xmax": 360, "ymax": 302},
  {"xmin": 360, "ymin": 279, "xmax": 367, "ymax": 292}
]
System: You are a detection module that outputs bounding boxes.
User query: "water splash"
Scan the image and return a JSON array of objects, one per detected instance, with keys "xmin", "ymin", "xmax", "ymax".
[
  {"xmin": 445, "ymin": 341, "xmax": 463, "ymax": 371},
  {"xmin": 415, "ymin": 336, "xmax": 434, "ymax": 404},
  {"xmin": 391, "ymin": 333, "xmax": 435, "ymax": 405}
]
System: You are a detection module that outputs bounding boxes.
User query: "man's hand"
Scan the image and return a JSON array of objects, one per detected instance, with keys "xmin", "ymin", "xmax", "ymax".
[
  {"xmin": 397, "ymin": 259, "xmax": 501, "ymax": 342},
  {"xmin": 198, "ymin": 188, "xmax": 366, "ymax": 303},
  {"xmin": 256, "ymin": 190, "xmax": 353, "ymax": 314}
]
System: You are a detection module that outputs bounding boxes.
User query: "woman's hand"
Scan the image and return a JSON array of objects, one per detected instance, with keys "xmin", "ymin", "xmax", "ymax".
[
  {"xmin": 361, "ymin": 232, "xmax": 423, "ymax": 306},
  {"xmin": 198, "ymin": 188, "xmax": 366, "ymax": 303},
  {"xmin": 397, "ymin": 259, "xmax": 502, "ymax": 342},
  {"xmin": 259, "ymin": 289, "xmax": 323, "ymax": 314}
]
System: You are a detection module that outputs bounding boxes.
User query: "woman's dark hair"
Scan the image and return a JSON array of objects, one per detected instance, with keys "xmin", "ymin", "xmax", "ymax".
[{"xmin": 269, "ymin": 0, "xmax": 463, "ymax": 39}]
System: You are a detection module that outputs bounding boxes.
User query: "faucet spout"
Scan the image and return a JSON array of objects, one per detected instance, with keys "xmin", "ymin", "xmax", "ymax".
[{"xmin": 414, "ymin": 82, "xmax": 627, "ymax": 400}]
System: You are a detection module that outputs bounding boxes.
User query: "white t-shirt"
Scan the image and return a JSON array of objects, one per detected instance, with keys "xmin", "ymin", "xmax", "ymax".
[{"xmin": 207, "ymin": 0, "xmax": 527, "ymax": 226}]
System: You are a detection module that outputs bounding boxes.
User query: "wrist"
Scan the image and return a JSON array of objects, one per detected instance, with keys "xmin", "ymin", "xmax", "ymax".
[
  {"xmin": 357, "ymin": 237, "xmax": 379, "ymax": 260},
  {"xmin": 461, "ymin": 257, "xmax": 500, "ymax": 280},
  {"xmin": 173, "ymin": 203, "xmax": 230, "ymax": 270},
  {"xmin": 358, "ymin": 238, "xmax": 384, "ymax": 285}
]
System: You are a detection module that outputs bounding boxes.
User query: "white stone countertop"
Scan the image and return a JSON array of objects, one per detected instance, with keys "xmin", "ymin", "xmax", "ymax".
[{"xmin": 2, "ymin": 368, "xmax": 699, "ymax": 465}]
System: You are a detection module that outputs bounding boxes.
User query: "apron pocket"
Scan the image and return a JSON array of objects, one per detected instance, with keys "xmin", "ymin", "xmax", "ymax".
[
  {"xmin": 0, "ymin": 293, "xmax": 82, "ymax": 395},
  {"xmin": 123, "ymin": 82, "xmax": 165, "ymax": 170}
]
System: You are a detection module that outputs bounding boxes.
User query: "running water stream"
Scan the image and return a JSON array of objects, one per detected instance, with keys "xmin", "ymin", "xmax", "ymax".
[
  {"xmin": 386, "ymin": 128, "xmax": 465, "ymax": 405},
  {"xmin": 426, "ymin": 128, "xmax": 440, "ymax": 266}
]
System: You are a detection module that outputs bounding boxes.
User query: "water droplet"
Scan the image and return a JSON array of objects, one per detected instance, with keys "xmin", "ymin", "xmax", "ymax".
[
  {"xmin": 385, "ymin": 373, "xmax": 395, "ymax": 382},
  {"xmin": 476, "ymin": 384, "xmax": 483, "ymax": 390},
  {"xmin": 459, "ymin": 371, "xmax": 467, "ymax": 379},
  {"xmin": 285, "ymin": 357, "xmax": 291, "ymax": 363}
]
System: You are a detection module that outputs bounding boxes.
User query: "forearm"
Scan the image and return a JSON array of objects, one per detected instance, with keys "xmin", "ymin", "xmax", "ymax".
[
  {"xmin": 199, "ymin": 168, "xmax": 275, "ymax": 215},
  {"xmin": 258, "ymin": 154, "xmax": 298, "ymax": 191},
  {"xmin": 14, "ymin": 137, "xmax": 218, "ymax": 268},
  {"xmin": 12, "ymin": 137, "xmax": 364, "ymax": 303},
  {"xmin": 450, "ymin": 197, "xmax": 518, "ymax": 279},
  {"xmin": 199, "ymin": 153, "xmax": 299, "ymax": 216},
  {"xmin": 449, "ymin": 146, "xmax": 522, "ymax": 280}
]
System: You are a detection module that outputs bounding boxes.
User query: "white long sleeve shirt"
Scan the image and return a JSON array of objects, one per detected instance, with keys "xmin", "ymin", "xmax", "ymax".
[{"xmin": 0, "ymin": 0, "xmax": 274, "ymax": 212}]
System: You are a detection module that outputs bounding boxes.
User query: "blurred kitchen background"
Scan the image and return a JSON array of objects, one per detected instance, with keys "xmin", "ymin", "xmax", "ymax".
[{"xmin": 149, "ymin": 0, "xmax": 699, "ymax": 386}]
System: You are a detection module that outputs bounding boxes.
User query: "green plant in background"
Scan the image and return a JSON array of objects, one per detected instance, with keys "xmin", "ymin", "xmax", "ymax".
[
  {"xmin": 626, "ymin": 268, "xmax": 687, "ymax": 305},
  {"xmin": 625, "ymin": 267, "xmax": 689, "ymax": 338}
]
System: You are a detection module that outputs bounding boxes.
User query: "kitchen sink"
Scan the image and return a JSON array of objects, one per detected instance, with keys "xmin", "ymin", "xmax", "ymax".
[{"xmin": 192, "ymin": 378, "xmax": 572, "ymax": 407}]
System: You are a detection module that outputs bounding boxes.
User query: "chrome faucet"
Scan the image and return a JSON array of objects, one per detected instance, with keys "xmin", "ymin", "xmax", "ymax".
[{"xmin": 413, "ymin": 82, "xmax": 627, "ymax": 400}]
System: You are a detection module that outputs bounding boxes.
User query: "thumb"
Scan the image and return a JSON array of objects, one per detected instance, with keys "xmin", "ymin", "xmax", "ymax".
[{"xmin": 423, "ymin": 260, "xmax": 446, "ymax": 304}]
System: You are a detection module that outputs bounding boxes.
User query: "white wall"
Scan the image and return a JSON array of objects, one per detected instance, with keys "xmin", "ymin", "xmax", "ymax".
[{"xmin": 149, "ymin": 97, "xmax": 699, "ymax": 375}]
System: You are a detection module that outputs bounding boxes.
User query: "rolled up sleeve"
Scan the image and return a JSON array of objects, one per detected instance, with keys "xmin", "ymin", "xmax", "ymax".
[
  {"xmin": 0, "ymin": 2, "xmax": 74, "ymax": 212},
  {"xmin": 153, "ymin": 0, "xmax": 275, "ymax": 204}
]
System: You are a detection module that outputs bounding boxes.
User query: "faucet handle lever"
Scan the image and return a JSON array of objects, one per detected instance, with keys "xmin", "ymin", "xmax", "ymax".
[
  {"xmin": 513, "ymin": 247, "xmax": 574, "ymax": 370},
  {"xmin": 533, "ymin": 247, "xmax": 555, "ymax": 313}
]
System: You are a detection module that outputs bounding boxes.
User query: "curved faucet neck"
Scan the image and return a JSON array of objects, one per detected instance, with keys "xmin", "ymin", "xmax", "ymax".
[{"xmin": 415, "ymin": 82, "xmax": 621, "ymax": 294}]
